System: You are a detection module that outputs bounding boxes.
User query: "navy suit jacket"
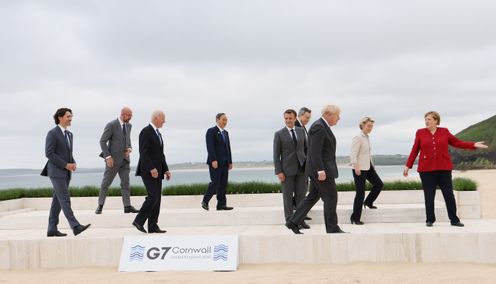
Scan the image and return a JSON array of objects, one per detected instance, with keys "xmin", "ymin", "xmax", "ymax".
[
  {"xmin": 305, "ymin": 118, "xmax": 338, "ymax": 179},
  {"xmin": 41, "ymin": 126, "xmax": 75, "ymax": 178},
  {"xmin": 206, "ymin": 126, "xmax": 232, "ymax": 167},
  {"xmin": 135, "ymin": 124, "xmax": 168, "ymax": 179}
]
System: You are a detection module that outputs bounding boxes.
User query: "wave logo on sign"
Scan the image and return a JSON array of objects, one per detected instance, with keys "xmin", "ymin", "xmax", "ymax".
[
  {"xmin": 213, "ymin": 244, "xmax": 228, "ymax": 261},
  {"xmin": 129, "ymin": 245, "xmax": 145, "ymax": 262}
]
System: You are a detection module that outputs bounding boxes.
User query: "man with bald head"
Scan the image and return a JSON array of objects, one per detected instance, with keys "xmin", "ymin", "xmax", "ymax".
[
  {"xmin": 132, "ymin": 110, "xmax": 171, "ymax": 233},
  {"xmin": 96, "ymin": 107, "xmax": 139, "ymax": 214}
]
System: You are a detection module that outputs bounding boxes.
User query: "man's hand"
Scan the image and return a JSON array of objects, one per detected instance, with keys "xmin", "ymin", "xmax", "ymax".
[
  {"xmin": 165, "ymin": 171, "xmax": 171, "ymax": 181},
  {"xmin": 65, "ymin": 163, "xmax": 77, "ymax": 172},
  {"xmin": 105, "ymin": 157, "xmax": 114, "ymax": 168},
  {"xmin": 277, "ymin": 172, "xmax": 286, "ymax": 182},
  {"xmin": 212, "ymin": 161, "xmax": 218, "ymax": 169},
  {"xmin": 150, "ymin": 168, "xmax": 159, "ymax": 178},
  {"xmin": 317, "ymin": 170, "xmax": 326, "ymax": 181}
]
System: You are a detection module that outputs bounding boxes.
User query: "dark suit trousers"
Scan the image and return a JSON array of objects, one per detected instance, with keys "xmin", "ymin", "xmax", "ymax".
[
  {"xmin": 203, "ymin": 163, "xmax": 229, "ymax": 207},
  {"xmin": 134, "ymin": 177, "xmax": 162, "ymax": 231},
  {"xmin": 351, "ymin": 165, "xmax": 383, "ymax": 221},
  {"xmin": 48, "ymin": 176, "xmax": 80, "ymax": 231},
  {"xmin": 289, "ymin": 176, "xmax": 340, "ymax": 233},
  {"xmin": 419, "ymin": 171, "xmax": 460, "ymax": 224},
  {"xmin": 281, "ymin": 167, "xmax": 307, "ymax": 221}
]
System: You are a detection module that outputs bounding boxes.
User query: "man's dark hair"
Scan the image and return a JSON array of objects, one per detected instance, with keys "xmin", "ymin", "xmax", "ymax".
[
  {"xmin": 53, "ymin": 108, "xmax": 72, "ymax": 125},
  {"xmin": 298, "ymin": 107, "xmax": 311, "ymax": 117},
  {"xmin": 284, "ymin": 109, "xmax": 297, "ymax": 117},
  {"xmin": 216, "ymin": 112, "xmax": 226, "ymax": 121}
]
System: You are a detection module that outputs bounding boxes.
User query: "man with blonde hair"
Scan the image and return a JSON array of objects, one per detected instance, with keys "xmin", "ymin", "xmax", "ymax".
[{"xmin": 286, "ymin": 104, "xmax": 345, "ymax": 234}]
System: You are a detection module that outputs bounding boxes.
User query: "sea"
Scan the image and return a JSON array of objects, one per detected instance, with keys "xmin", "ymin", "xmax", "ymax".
[{"xmin": 0, "ymin": 165, "xmax": 416, "ymax": 190}]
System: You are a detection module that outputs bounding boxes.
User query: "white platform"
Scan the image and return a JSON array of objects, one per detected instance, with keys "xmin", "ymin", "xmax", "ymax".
[{"xmin": 0, "ymin": 191, "xmax": 493, "ymax": 269}]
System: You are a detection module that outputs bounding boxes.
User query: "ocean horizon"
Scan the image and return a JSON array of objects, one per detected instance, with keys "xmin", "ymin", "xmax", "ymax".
[{"xmin": 0, "ymin": 165, "xmax": 417, "ymax": 190}]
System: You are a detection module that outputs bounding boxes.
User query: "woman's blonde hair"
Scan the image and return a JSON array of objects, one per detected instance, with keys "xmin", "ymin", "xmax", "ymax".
[
  {"xmin": 359, "ymin": 117, "xmax": 375, "ymax": 130},
  {"xmin": 424, "ymin": 111, "xmax": 441, "ymax": 125}
]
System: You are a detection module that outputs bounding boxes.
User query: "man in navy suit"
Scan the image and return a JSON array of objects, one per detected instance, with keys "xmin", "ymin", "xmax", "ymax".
[
  {"xmin": 202, "ymin": 113, "xmax": 233, "ymax": 211},
  {"xmin": 132, "ymin": 110, "xmax": 171, "ymax": 233},
  {"xmin": 286, "ymin": 104, "xmax": 346, "ymax": 234},
  {"xmin": 41, "ymin": 108, "xmax": 90, "ymax": 237}
]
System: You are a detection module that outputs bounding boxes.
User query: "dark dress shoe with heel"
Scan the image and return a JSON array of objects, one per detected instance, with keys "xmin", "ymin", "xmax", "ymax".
[
  {"xmin": 47, "ymin": 230, "xmax": 67, "ymax": 237},
  {"xmin": 451, "ymin": 221, "xmax": 464, "ymax": 227},
  {"xmin": 73, "ymin": 224, "xmax": 91, "ymax": 236},
  {"xmin": 364, "ymin": 203, "xmax": 377, "ymax": 209},
  {"xmin": 132, "ymin": 221, "xmax": 147, "ymax": 233},
  {"xmin": 149, "ymin": 227, "xmax": 167, "ymax": 233},
  {"xmin": 217, "ymin": 205, "xmax": 233, "ymax": 210},
  {"xmin": 124, "ymin": 206, "xmax": 139, "ymax": 213},
  {"xmin": 95, "ymin": 205, "xmax": 103, "ymax": 214},
  {"xmin": 350, "ymin": 217, "xmax": 364, "ymax": 225},
  {"xmin": 285, "ymin": 221, "xmax": 303, "ymax": 234},
  {"xmin": 201, "ymin": 202, "xmax": 209, "ymax": 211},
  {"xmin": 304, "ymin": 216, "xmax": 312, "ymax": 221}
]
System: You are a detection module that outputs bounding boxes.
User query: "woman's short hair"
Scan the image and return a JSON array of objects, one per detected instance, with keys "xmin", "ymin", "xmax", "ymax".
[
  {"xmin": 424, "ymin": 111, "xmax": 441, "ymax": 125},
  {"xmin": 359, "ymin": 117, "xmax": 375, "ymax": 130}
]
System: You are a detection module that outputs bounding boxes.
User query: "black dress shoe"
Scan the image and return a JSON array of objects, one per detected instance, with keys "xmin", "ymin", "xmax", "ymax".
[
  {"xmin": 201, "ymin": 202, "xmax": 209, "ymax": 211},
  {"xmin": 217, "ymin": 205, "xmax": 233, "ymax": 210},
  {"xmin": 451, "ymin": 221, "xmax": 465, "ymax": 227},
  {"xmin": 329, "ymin": 228, "xmax": 346, "ymax": 234},
  {"xmin": 73, "ymin": 224, "xmax": 91, "ymax": 236},
  {"xmin": 124, "ymin": 206, "xmax": 139, "ymax": 213},
  {"xmin": 426, "ymin": 222, "xmax": 434, "ymax": 227},
  {"xmin": 304, "ymin": 216, "xmax": 312, "ymax": 220},
  {"xmin": 350, "ymin": 217, "xmax": 364, "ymax": 225},
  {"xmin": 149, "ymin": 227, "xmax": 167, "ymax": 233},
  {"xmin": 95, "ymin": 205, "xmax": 103, "ymax": 214},
  {"xmin": 285, "ymin": 221, "xmax": 303, "ymax": 234},
  {"xmin": 300, "ymin": 221, "xmax": 311, "ymax": 229},
  {"xmin": 47, "ymin": 230, "xmax": 67, "ymax": 237},
  {"xmin": 132, "ymin": 221, "xmax": 147, "ymax": 233},
  {"xmin": 364, "ymin": 203, "xmax": 378, "ymax": 209}
]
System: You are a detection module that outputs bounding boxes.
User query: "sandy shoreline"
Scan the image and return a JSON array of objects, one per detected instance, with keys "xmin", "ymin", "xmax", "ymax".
[{"xmin": 1, "ymin": 169, "xmax": 495, "ymax": 283}]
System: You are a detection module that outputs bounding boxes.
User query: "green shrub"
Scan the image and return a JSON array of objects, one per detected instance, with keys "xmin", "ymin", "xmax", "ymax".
[{"xmin": 0, "ymin": 178, "xmax": 478, "ymax": 201}]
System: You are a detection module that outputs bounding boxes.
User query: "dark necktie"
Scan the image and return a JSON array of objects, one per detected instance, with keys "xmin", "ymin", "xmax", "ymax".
[
  {"xmin": 156, "ymin": 129, "xmax": 163, "ymax": 146},
  {"xmin": 122, "ymin": 123, "xmax": 126, "ymax": 137},
  {"xmin": 290, "ymin": 129, "xmax": 297, "ymax": 146},
  {"xmin": 64, "ymin": 130, "xmax": 71, "ymax": 150},
  {"xmin": 221, "ymin": 130, "xmax": 227, "ymax": 143}
]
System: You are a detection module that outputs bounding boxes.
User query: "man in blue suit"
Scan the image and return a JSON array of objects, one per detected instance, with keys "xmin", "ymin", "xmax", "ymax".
[
  {"xmin": 41, "ymin": 108, "xmax": 90, "ymax": 237},
  {"xmin": 202, "ymin": 113, "xmax": 233, "ymax": 211}
]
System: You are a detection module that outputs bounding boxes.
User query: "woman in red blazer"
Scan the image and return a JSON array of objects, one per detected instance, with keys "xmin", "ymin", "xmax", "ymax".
[{"xmin": 403, "ymin": 111, "xmax": 487, "ymax": 227}]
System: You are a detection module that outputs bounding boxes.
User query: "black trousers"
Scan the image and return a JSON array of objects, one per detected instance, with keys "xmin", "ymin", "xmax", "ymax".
[
  {"xmin": 419, "ymin": 170, "xmax": 460, "ymax": 224},
  {"xmin": 289, "ymin": 175, "xmax": 340, "ymax": 233},
  {"xmin": 134, "ymin": 176, "xmax": 162, "ymax": 231},
  {"xmin": 351, "ymin": 165, "xmax": 383, "ymax": 221},
  {"xmin": 203, "ymin": 163, "xmax": 229, "ymax": 207}
]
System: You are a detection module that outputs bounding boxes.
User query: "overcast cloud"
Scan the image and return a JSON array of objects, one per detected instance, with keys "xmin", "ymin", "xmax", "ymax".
[{"xmin": 1, "ymin": 0, "xmax": 495, "ymax": 169}]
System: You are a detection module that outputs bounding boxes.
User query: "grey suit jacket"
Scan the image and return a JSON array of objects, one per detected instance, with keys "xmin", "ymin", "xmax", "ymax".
[
  {"xmin": 99, "ymin": 119, "xmax": 132, "ymax": 163},
  {"xmin": 273, "ymin": 126, "xmax": 306, "ymax": 176},
  {"xmin": 305, "ymin": 118, "xmax": 338, "ymax": 179},
  {"xmin": 41, "ymin": 126, "xmax": 75, "ymax": 178}
]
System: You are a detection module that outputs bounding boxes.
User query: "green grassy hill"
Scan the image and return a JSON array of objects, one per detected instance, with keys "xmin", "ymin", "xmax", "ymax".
[{"xmin": 450, "ymin": 115, "xmax": 496, "ymax": 170}]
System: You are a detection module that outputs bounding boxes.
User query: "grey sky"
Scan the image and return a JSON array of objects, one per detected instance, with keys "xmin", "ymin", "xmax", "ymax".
[{"xmin": 1, "ymin": 0, "xmax": 495, "ymax": 169}]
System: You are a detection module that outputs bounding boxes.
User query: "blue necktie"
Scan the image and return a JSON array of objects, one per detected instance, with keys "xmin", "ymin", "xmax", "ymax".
[{"xmin": 221, "ymin": 130, "xmax": 226, "ymax": 143}]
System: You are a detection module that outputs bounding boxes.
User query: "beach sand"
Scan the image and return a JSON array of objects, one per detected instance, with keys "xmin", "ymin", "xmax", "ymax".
[{"xmin": 1, "ymin": 169, "xmax": 495, "ymax": 283}]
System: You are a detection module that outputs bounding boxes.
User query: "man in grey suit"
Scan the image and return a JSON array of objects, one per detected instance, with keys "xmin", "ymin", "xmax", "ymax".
[
  {"xmin": 286, "ymin": 104, "xmax": 346, "ymax": 234},
  {"xmin": 273, "ymin": 109, "xmax": 309, "ymax": 228},
  {"xmin": 41, "ymin": 108, "xmax": 90, "ymax": 237},
  {"xmin": 95, "ymin": 107, "xmax": 139, "ymax": 214}
]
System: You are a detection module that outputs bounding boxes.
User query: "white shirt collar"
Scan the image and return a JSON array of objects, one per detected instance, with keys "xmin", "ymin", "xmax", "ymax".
[
  {"xmin": 217, "ymin": 125, "xmax": 225, "ymax": 132},
  {"xmin": 118, "ymin": 117, "xmax": 124, "ymax": 125},
  {"xmin": 58, "ymin": 124, "xmax": 67, "ymax": 132},
  {"xmin": 321, "ymin": 117, "xmax": 332, "ymax": 129},
  {"xmin": 150, "ymin": 123, "xmax": 160, "ymax": 131}
]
